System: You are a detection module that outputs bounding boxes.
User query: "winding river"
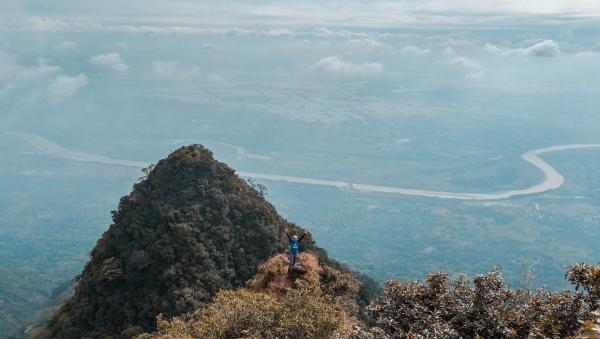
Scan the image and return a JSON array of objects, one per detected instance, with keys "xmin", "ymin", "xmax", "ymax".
[{"xmin": 7, "ymin": 132, "xmax": 600, "ymax": 201}]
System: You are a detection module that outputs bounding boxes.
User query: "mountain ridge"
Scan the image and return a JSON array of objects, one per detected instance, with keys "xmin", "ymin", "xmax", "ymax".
[
  {"xmin": 34, "ymin": 144, "xmax": 370, "ymax": 338},
  {"xmin": 30, "ymin": 144, "xmax": 600, "ymax": 339}
]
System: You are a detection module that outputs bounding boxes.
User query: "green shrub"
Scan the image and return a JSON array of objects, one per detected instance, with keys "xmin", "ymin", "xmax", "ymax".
[
  {"xmin": 142, "ymin": 287, "xmax": 352, "ymax": 339},
  {"xmin": 368, "ymin": 266, "xmax": 596, "ymax": 338}
]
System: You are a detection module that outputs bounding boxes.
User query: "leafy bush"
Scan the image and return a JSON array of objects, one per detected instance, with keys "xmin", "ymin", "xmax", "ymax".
[
  {"xmin": 577, "ymin": 308, "xmax": 600, "ymax": 338},
  {"xmin": 567, "ymin": 262, "xmax": 600, "ymax": 309},
  {"xmin": 367, "ymin": 266, "xmax": 598, "ymax": 339},
  {"xmin": 150, "ymin": 290, "xmax": 281, "ymax": 339},
  {"xmin": 143, "ymin": 287, "xmax": 353, "ymax": 339},
  {"xmin": 140, "ymin": 254, "xmax": 361, "ymax": 339},
  {"xmin": 319, "ymin": 266, "xmax": 362, "ymax": 317}
]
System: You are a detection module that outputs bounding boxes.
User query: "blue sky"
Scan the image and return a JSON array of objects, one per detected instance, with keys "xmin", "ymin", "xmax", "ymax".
[
  {"xmin": 3, "ymin": 1, "xmax": 600, "ymax": 110},
  {"xmin": 2, "ymin": 1, "xmax": 600, "ymax": 142}
]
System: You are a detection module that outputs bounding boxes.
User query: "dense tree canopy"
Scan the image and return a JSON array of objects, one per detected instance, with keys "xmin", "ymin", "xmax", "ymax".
[
  {"xmin": 35, "ymin": 144, "xmax": 599, "ymax": 339},
  {"xmin": 36, "ymin": 145, "xmax": 360, "ymax": 338}
]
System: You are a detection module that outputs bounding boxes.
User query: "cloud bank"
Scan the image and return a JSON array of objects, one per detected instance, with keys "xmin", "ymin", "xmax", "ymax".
[
  {"xmin": 90, "ymin": 52, "xmax": 128, "ymax": 71},
  {"xmin": 449, "ymin": 56, "xmax": 483, "ymax": 79},
  {"xmin": 11, "ymin": 1, "xmax": 600, "ymax": 30},
  {"xmin": 310, "ymin": 56, "xmax": 382, "ymax": 76},
  {"xmin": 0, "ymin": 51, "xmax": 87, "ymax": 104},
  {"xmin": 48, "ymin": 74, "xmax": 87, "ymax": 103},
  {"xmin": 485, "ymin": 40, "xmax": 561, "ymax": 57}
]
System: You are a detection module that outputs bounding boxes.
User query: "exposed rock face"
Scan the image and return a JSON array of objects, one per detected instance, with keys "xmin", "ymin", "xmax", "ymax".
[{"xmin": 37, "ymin": 145, "xmax": 326, "ymax": 339}]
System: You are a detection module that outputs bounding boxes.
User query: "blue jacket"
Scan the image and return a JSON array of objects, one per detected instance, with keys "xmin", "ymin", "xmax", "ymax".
[{"xmin": 287, "ymin": 232, "xmax": 306, "ymax": 254}]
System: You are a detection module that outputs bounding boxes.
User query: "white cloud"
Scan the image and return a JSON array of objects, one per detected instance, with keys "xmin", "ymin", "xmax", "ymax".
[
  {"xmin": 23, "ymin": 17, "xmax": 70, "ymax": 31},
  {"xmin": 449, "ymin": 56, "xmax": 479, "ymax": 69},
  {"xmin": 575, "ymin": 51, "xmax": 600, "ymax": 58},
  {"xmin": 10, "ymin": 17, "xmax": 398, "ymax": 42},
  {"xmin": 14, "ymin": 1, "xmax": 600, "ymax": 31},
  {"xmin": 524, "ymin": 40, "xmax": 561, "ymax": 57},
  {"xmin": 401, "ymin": 45, "xmax": 430, "ymax": 55},
  {"xmin": 0, "ymin": 52, "xmax": 86, "ymax": 104},
  {"xmin": 449, "ymin": 56, "xmax": 483, "ymax": 78},
  {"xmin": 264, "ymin": 28, "xmax": 295, "ymax": 36},
  {"xmin": 483, "ymin": 44, "xmax": 503, "ymax": 54},
  {"xmin": 48, "ymin": 73, "xmax": 88, "ymax": 103},
  {"xmin": 90, "ymin": 52, "xmax": 128, "ymax": 71},
  {"xmin": 17, "ymin": 63, "xmax": 60, "ymax": 81},
  {"xmin": 111, "ymin": 63, "xmax": 129, "ymax": 72},
  {"xmin": 90, "ymin": 52, "xmax": 123, "ymax": 66},
  {"xmin": 310, "ymin": 56, "xmax": 382, "ymax": 76},
  {"xmin": 0, "ymin": 54, "xmax": 61, "ymax": 92},
  {"xmin": 485, "ymin": 40, "xmax": 560, "ymax": 57}
]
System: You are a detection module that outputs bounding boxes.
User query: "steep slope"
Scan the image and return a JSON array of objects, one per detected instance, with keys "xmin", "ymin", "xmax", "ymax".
[{"xmin": 36, "ymin": 145, "xmax": 331, "ymax": 338}]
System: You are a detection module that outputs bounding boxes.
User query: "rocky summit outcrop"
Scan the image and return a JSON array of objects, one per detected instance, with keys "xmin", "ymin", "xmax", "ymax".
[{"xmin": 35, "ymin": 145, "xmax": 333, "ymax": 339}]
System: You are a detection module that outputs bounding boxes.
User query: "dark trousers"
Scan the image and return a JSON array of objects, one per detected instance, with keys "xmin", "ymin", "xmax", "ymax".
[{"xmin": 289, "ymin": 252, "xmax": 299, "ymax": 269}]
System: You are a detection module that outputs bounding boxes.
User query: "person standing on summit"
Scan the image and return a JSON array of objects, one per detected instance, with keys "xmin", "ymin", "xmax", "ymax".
[{"xmin": 285, "ymin": 228, "xmax": 307, "ymax": 272}]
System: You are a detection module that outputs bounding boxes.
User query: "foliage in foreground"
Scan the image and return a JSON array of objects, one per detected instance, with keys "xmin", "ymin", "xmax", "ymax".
[
  {"xmin": 368, "ymin": 263, "xmax": 600, "ymax": 338},
  {"xmin": 145, "ymin": 288, "xmax": 352, "ymax": 339},
  {"xmin": 141, "ymin": 261, "xmax": 600, "ymax": 339},
  {"xmin": 139, "ymin": 254, "xmax": 368, "ymax": 339}
]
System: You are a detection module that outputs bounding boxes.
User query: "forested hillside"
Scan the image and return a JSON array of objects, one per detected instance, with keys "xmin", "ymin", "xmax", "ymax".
[
  {"xmin": 32, "ymin": 145, "xmax": 599, "ymax": 339},
  {"xmin": 34, "ymin": 145, "xmax": 375, "ymax": 338}
]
